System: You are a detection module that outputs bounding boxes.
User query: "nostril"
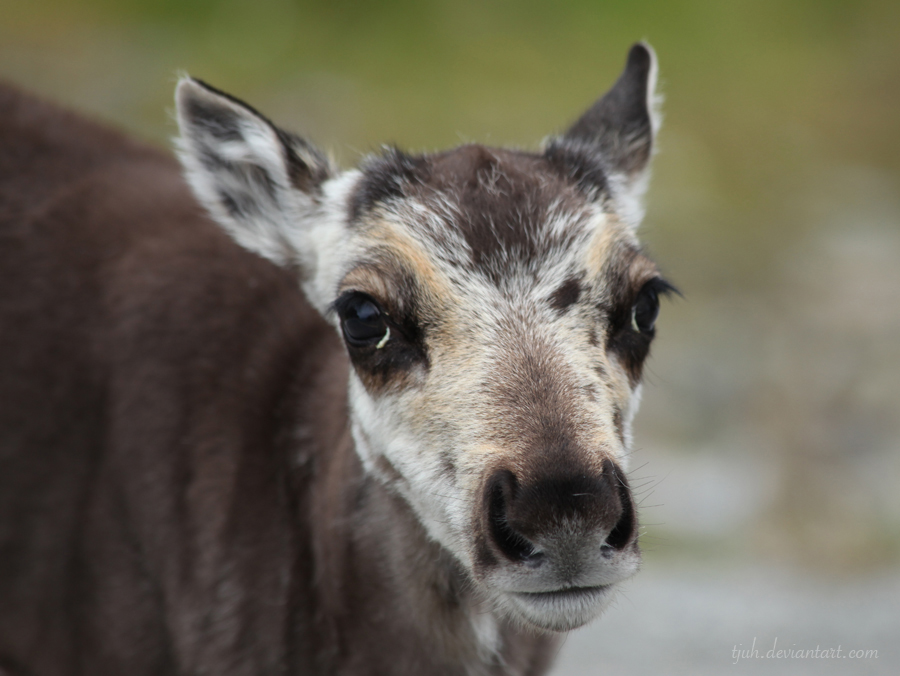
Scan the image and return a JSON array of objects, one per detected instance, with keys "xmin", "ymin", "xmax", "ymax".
[
  {"xmin": 521, "ymin": 550, "xmax": 545, "ymax": 568},
  {"xmin": 603, "ymin": 463, "xmax": 636, "ymax": 550},
  {"xmin": 488, "ymin": 470, "xmax": 539, "ymax": 563}
]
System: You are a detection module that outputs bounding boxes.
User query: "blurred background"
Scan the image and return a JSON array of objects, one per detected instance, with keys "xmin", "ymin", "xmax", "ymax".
[{"xmin": 2, "ymin": 0, "xmax": 898, "ymax": 673}]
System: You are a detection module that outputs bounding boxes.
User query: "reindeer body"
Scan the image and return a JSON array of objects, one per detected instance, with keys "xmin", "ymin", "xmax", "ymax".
[{"xmin": 0, "ymin": 44, "xmax": 669, "ymax": 675}]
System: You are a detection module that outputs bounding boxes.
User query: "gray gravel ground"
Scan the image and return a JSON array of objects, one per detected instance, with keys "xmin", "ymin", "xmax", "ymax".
[{"xmin": 550, "ymin": 562, "xmax": 898, "ymax": 675}]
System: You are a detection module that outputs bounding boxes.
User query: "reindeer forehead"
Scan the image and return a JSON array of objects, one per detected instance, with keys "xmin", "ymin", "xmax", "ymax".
[
  {"xmin": 349, "ymin": 145, "xmax": 605, "ymax": 282},
  {"xmin": 343, "ymin": 144, "xmax": 654, "ymax": 308}
]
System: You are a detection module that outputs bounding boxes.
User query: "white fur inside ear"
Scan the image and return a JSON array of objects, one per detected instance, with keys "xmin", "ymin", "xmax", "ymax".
[
  {"xmin": 618, "ymin": 42, "xmax": 662, "ymax": 231},
  {"xmin": 174, "ymin": 77, "xmax": 308, "ymax": 265},
  {"xmin": 175, "ymin": 79, "xmax": 363, "ymax": 317},
  {"xmin": 608, "ymin": 169, "xmax": 649, "ymax": 230},
  {"xmin": 641, "ymin": 41, "xmax": 663, "ymax": 140}
]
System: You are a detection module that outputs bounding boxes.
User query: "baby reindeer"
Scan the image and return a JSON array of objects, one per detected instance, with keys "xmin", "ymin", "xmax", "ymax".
[
  {"xmin": 0, "ymin": 43, "xmax": 671, "ymax": 676},
  {"xmin": 174, "ymin": 42, "xmax": 671, "ymax": 673}
]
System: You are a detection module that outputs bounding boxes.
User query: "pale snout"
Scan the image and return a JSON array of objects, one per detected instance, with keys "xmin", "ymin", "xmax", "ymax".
[{"xmin": 477, "ymin": 459, "xmax": 641, "ymax": 631}]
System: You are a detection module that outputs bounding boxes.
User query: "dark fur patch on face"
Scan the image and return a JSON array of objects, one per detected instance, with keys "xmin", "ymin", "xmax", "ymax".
[
  {"xmin": 599, "ymin": 242, "xmax": 675, "ymax": 386},
  {"xmin": 333, "ymin": 259, "xmax": 435, "ymax": 394},
  {"xmin": 352, "ymin": 144, "xmax": 596, "ymax": 286},
  {"xmin": 420, "ymin": 146, "xmax": 586, "ymax": 283},
  {"xmin": 350, "ymin": 148, "xmax": 430, "ymax": 221},
  {"xmin": 548, "ymin": 276, "xmax": 583, "ymax": 313},
  {"xmin": 608, "ymin": 328, "xmax": 652, "ymax": 386},
  {"xmin": 596, "ymin": 241, "xmax": 643, "ymax": 384},
  {"xmin": 338, "ymin": 316, "xmax": 427, "ymax": 393}
]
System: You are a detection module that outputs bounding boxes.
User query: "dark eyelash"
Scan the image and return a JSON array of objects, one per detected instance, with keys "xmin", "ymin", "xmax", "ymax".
[{"xmin": 643, "ymin": 277, "xmax": 680, "ymax": 299}]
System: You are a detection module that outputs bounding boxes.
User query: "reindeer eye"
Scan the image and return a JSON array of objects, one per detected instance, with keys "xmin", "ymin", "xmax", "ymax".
[
  {"xmin": 631, "ymin": 282, "xmax": 661, "ymax": 334},
  {"xmin": 339, "ymin": 295, "xmax": 389, "ymax": 347}
]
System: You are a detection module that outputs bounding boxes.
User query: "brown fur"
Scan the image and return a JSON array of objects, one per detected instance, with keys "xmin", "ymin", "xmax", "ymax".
[{"xmin": 0, "ymin": 84, "xmax": 558, "ymax": 675}]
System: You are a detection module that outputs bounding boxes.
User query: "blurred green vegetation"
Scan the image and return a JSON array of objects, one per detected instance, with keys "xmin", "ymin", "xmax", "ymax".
[
  {"xmin": 3, "ymin": 0, "xmax": 896, "ymax": 288},
  {"xmin": 2, "ymin": 0, "xmax": 899, "ymax": 573}
]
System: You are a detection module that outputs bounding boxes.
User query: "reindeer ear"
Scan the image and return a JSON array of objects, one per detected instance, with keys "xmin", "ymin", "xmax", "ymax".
[
  {"xmin": 175, "ymin": 77, "xmax": 334, "ymax": 265},
  {"xmin": 545, "ymin": 43, "xmax": 660, "ymax": 227}
]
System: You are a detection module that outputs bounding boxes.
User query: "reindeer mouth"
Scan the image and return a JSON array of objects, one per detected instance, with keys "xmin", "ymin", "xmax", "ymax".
[
  {"xmin": 504, "ymin": 583, "xmax": 618, "ymax": 632},
  {"xmin": 514, "ymin": 584, "xmax": 611, "ymax": 601}
]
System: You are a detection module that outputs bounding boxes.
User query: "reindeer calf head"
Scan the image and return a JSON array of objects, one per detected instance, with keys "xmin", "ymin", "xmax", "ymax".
[{"xmin": 176, "ymin": 43, "xmax": 673, "ymax": 632}]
